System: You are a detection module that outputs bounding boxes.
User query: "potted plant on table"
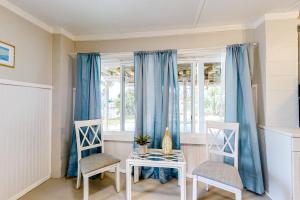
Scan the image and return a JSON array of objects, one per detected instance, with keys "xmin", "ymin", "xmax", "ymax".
[{"xmin": 134, "ymin": 135, "xmax": 151, "ymax": 154}]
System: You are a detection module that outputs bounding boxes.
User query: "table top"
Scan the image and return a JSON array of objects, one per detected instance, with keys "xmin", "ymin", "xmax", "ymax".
[{"xmin": 128, "ymin": 149, "xmax": 186, "ymax": 164}]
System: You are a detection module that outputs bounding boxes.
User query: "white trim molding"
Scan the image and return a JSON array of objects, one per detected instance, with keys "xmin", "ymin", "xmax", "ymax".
[
  {"xmin": 0, "ymin": 0, "xmax": 76, "ymax": 40},
  {"xmin": 0, "ymin": 78, "xmax": 52, "ymax": 89},
  {"xmin": 52, "ymin": 27, "xmax": 76, "ymax": 41},
  {"xmin": 74, "ymin": 24, "xmax": 248, "ymax": 41},
  {"xmin": 8, "ymin": 176, "xmax": 50, "ymax": 200},
  {"xmin": 264, "ymin": 11, "xmax": 299, "ymax": 20},
  {"xmin": 0, "ymin": 0, "xmax": 52, "ymax": 32},
  {"xmin": 63, "ymin": 11, "xmax": 300, "ymax": 41},
  {"xmin": 251, "ymin": 11, "xmax": 299, "ymax": 29}
]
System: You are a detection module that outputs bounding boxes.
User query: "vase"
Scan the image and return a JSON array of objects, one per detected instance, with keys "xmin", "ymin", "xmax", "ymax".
[
  {"xmin": 138, "ymin": 145, "xmax": 148, "ymax": 154},
  {"xmin": 162, "ymin": 127, "xmax": 173, "ymax": 155}
]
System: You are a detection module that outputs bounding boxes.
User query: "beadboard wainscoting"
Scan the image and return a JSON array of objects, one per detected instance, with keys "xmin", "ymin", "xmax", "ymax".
[{"xmin": 0, "ymin": 79, "xmax": 52, "ymax": 200}]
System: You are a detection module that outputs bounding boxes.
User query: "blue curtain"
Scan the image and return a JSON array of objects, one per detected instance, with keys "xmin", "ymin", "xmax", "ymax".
[
  {"xmin": 67, "ymin": 53, "xmax": 101, "ymax": 177},
  {"xmin": 225, "ymin": 44, "xmax": 264, "ymax": 194},
  {"xmin": 134, "ymin": 50, "xmax": 180, "ymax": 183}
]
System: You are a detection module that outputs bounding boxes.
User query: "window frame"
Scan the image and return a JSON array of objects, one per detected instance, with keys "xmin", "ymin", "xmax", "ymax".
[
  {"xmin": 101, "ymin": 60, "xmax": 135, "ymax": 133},
  {"xmin": 177, "ymin": 54, "xmax": 226, "ymax": 134},
  {"xmin": 100, "ymin": 50, "xmax": 226, "ymax": 134}
]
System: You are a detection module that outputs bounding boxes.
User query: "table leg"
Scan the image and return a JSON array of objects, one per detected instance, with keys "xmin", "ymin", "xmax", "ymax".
[
  {"xmin": 126, "ymin": 161, "xmax": 132, "ymax": 200},
  {"xmin": 134, "ymin": 166, "xmax": 139, "ymax": 183},
  {"xmin": 178, "ymin": 168, "xmax": 181, "ymax": 186},
  {"xmin": 180, "ymin": 165, "xmax": 186, "ymax": 200}
]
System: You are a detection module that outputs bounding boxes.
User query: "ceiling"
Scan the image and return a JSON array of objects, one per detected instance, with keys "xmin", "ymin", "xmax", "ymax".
[{"xmin": 3, "ymin": 0, "xmax": 300, "ymax": 40}]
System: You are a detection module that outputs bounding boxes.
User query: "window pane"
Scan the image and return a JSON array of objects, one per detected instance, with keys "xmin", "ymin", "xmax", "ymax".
[
  {"xmin": 101, "ymin": 65, "xmax": 121, "ymax": 131},
  {"xmin": 204, "ymin": 63, "xmax": 225, "ymax": 123},
  {"xmin": 194, "ymin": 64, "xmax": 200, "ymax": 133},
  {"xmin": 124, "ymin": 65, "xmax": 135, "ymax": 131},
  {"xmin": 178, "ymin": 63, "xmax": 192, "ymax": 133}
]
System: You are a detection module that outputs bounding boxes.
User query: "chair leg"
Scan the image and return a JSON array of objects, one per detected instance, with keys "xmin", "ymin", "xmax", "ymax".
[
  {"xmin": 205, "ymin": 183, "xmax": 209, "ymax": 191},
  {"xmin": 192, "ymin": 175, "xmax": 198, "ymax": 200},
  {"xmin": 115, "ymin": 164, "xmax": 120, "ymax": 192},
  {"xmin": 235, "ymin": 190, "xmax": 242, "ymax": 200},
  {"xmin": 76, "ymin": 165, "xmax": 81, "ymax": 189},
  {"xmin": 83, "ymin": 176, "xmax": 89, "ymax": 200}
]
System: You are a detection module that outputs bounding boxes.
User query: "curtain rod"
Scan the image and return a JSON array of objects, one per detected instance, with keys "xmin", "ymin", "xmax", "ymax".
[
  {"xmin": 68, "ymin": 52, "xmax": 101, "ymax": 58},
  {"xmin": 68, "ymin": 43, "xmax": 258, "ymax": 57}
]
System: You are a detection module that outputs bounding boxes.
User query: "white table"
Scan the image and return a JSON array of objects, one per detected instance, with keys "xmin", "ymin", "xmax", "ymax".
[{"xmin": 126, "ymin": 149, "xmax": 186, "ymax": 200}]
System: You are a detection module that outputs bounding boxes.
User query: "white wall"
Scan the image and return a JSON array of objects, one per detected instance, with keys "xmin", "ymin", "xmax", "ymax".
[
  {"xmin": 254, "ymin": 22, "xmax": 267, "ymax": 126},
  {"xmin": 0, "ymin": 6, "xmax": 53, "ymax": 200},
  {"xmin": 0, "ymin": 81, "xmax": 52, "ymax": 200},
  {"xmin": 254, "ymin": 19, "xmax": 299, "ymax": 128},
  {"xmin": 0, "ymin": 5, "xmax": 52, "ymax": 85},
  {"xmin": 52, "ymin": 34, "xmax": 75, "ymax": 178},
  {"xmin": 265, "ymin": 19, "xmax": 298, "ymax": 128},
  {"xmin": 75, "ymin": 29, "xmax": 254, "ymax": 53}
]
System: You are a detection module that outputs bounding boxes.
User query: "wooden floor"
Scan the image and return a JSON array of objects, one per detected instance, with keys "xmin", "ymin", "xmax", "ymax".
[{"xmin": 20, "ymin": 173, "xmax": 269, "ymax": 200}]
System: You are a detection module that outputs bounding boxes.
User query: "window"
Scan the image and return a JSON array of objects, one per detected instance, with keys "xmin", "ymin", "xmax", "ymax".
[
  {"xmin": 101, "ymin": 55, "xmax": 135, "ymax": 132},
  {"xmin": 178, "ymin": 64, "xmax": 192, "ymax": 133},
  {"xmin": 101, "ymin": 65, "xmax": 121, "ymax": 131},
  {"xmin": 100, "ymin": 51, "xmax": 224, "ymax": 134},
  {"xmin": 124, "ymin": 65, "xmax": 135, "ymax": 131},
  {"xmin": 178, "ymin": 51, "xmax": 225, "ymax": 133},
  {"xmin": 204, "ymin": 63, "xmax": 225, "ymax": 124}
]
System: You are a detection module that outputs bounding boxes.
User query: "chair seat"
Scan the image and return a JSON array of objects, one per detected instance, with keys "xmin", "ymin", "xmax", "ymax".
[
  {"xmin": 192, "ymin": 161, "xmax": 243, "ymax": 189},
  {"xmin": 80, "ymin": 153, "xmax": 120, "ymax": 174}
]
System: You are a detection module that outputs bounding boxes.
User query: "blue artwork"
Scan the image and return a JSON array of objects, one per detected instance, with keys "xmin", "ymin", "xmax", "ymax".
[{"xmin": 0, "ymin": 46, "xmax": 9, "ymax": 62}]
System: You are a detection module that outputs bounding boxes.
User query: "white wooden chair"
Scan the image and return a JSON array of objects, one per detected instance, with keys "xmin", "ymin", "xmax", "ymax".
[
  {"xmin": 74, "ymin": 119, "xmax": 120, "ymax": 200},
  {"xmin": 192, "ymin": 121, "xmax": 243, "ymax": 200}
]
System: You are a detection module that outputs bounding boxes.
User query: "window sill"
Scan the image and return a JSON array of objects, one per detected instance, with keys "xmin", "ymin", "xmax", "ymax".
[{"xmin": 103, "ymin": 131, "xmax": 207, "ymax": 145}]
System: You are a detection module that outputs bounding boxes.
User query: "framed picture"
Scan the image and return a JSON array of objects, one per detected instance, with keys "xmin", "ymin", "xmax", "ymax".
[{"xmin": 0, "ymin": 41, "xmax": 15, "ymax": 68}]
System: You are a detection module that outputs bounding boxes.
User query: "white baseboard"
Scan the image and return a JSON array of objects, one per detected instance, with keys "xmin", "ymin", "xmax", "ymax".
[
  {"xmin": 8, "ymin": 175, "xmax": 50, "ymax": 200},
  {"xmin": 265, "ymin": 191, "xmax": 272, "ymax": 199}
]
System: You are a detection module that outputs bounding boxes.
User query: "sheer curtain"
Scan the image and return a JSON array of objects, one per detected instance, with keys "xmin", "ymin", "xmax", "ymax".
[
  {"xmin": 225, "ymin": 44, "xmax": 264, "ymax": 194},
  {"xmin": 67, "ymin": 53, "xmax": 101, "ymax": 177},
  {"xmin": 134, "ymin": 50, "xmax": 180, "ymax": 183}
]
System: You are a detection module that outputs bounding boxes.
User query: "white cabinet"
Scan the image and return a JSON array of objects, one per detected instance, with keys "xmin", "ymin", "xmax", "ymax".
[{"xmin": 259, "ymin": 127, "xmax": 300, "ymax": 200}]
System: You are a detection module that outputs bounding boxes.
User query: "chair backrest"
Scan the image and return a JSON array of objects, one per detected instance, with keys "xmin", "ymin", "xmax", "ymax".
[
  {"xmin": 74, "ymin": 119, "xmax": 103, "ymax": 161},
  {"xmin": 206, "ymin": 121, "xmax": 240, "ymax": 169}
]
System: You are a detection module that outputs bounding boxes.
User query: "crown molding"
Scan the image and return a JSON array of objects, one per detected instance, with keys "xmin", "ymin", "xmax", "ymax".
[
  {"xmin": 0, "ymin": 0, "xmax": 53, "ymax": 33},
  {"xmin": 264, "ymin": 11, "xmax": 299, "ymax": 20},
  {"xmin": 250, "ymin": 16, "xmax": 265, "ymax": 29},
  {"xmin": 52, "ymin": 27, "xmax": 75, "ymax": 41},
  {"xmin": 0, "ymin": 0, "xmax": 76, "ymax": 40},
  {"xmin": 0, "ymin": 0, "xmax": 299, "ymax": 42},
  {"xmin": 250, "ymin": 11, "xmax": 299, "ymax": 29},
  {"xmin": 74, "ymin": 24, "xmax": 249, "ymax": 41}
]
